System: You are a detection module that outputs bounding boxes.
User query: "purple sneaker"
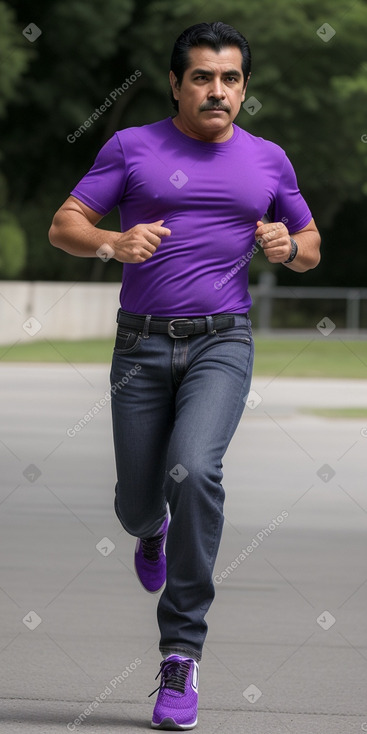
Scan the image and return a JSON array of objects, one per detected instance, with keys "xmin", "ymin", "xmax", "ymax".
[
  {"xmin": 150, "ymin": 654, "xmax": 199, "ymax": 730},
  {"xmin": 134, "ymin": 514, "xmax": 169, "ymax": 593}
]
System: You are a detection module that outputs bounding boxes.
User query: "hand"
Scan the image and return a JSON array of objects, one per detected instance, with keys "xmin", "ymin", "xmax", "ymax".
[
  {"xmin": 112, "ymin": 220, "xmax": 171, "ymax": 263},
  {"xmin": 255, "ymin": 220, "xmax": 292, "ymax": 264}
]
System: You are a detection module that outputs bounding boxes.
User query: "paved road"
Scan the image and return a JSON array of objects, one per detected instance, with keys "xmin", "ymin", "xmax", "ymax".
[{"xmin": 1, "ymin": 364, "xmax": 367, "ymax": 733}]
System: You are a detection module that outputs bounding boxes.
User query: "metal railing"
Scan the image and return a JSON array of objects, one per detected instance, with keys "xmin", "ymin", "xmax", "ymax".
[{"xmin": 251, "ymin": 273, "xmax": 367, "ymax": 331}]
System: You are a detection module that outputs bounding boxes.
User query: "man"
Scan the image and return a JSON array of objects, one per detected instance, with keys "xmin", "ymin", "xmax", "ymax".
[{"xmin": 49, "ymin": 21, "xmax": 320, "ymax": 730}]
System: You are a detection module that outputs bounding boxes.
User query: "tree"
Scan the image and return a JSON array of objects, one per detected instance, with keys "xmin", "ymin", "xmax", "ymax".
[
  {"xmin": 0, "ymin": 2, "xmax": 31, "ymax": 117},
  {"xmin": 0, "ymin": 211, "xmax": 26, "ymax": 278},
  {"xmin": 1, "ymin": 0, "xmax": 366, "ymax": 283},
  {"xmin": 0, "ymin": 2, "xmax": 31, "ymax": 277}
]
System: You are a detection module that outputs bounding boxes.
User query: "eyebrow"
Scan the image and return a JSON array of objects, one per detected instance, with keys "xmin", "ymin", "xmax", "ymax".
[{"xmin": 190, "ymin": 68, "xmax": 242, "ymax": 79}]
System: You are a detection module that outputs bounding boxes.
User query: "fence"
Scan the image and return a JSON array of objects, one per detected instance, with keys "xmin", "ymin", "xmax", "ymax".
[
  {"xmin": 253, "ymin": 272, "xmax": 367, "ymax": 331},
  {"xmin": 1, "ymin": 277, "xmax": 367, "ymax": 345}
]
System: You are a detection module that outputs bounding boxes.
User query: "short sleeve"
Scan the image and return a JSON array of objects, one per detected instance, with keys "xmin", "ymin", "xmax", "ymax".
[
  {"xmin": 271, "ymin": 154, "xmax": 313, "ymax": 233},
  {"xmin": 70, "ymin": 133, "xmax": 127, "ymax": 215}
]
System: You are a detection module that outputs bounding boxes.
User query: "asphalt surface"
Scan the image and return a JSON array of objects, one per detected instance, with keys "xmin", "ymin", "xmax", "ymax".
[{"xmin": 1, "ymin": 363, "xmax": 367, "ymax": 733}]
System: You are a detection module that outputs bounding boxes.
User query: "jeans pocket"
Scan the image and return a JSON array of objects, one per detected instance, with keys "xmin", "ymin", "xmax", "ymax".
[
  {"xmin": 214, "ymin": 325, "xmax": 252, "ymax": 344},
  {"xmin": 114, "ymin": 326, "xmax": 142, "ymax": 354}
]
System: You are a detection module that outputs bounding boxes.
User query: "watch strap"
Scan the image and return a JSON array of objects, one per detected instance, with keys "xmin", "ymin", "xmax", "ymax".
[{"xmin": 283, "ymin": 237, "xmax": 298, "ymax": 264}]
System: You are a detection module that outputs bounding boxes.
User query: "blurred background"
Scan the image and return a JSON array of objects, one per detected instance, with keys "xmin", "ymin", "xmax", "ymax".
[{"xmin": 1, "ymin": 0, "xmax": 367, "ymax": 337}]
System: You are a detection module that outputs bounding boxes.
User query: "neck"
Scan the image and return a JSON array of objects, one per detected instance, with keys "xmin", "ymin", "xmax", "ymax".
[{"xmin": 172, "ymin": 115, "xmax": 234, "ymax": 143}]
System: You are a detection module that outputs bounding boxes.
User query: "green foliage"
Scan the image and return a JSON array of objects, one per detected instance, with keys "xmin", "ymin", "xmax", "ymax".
[
  {"xmin": 0, "ymin": 172, "xmax": 8, "ymax": 207},
  {"xmin": 0, "ymin": 211, "xmax": 27, "ymax": 277},
  {"xmin": 0, "ymin": 0, "xmax": 366, "ymax": 283},
  {"xmin": 0, "ymin": 2, "xmax": 32, "ymax": 118}
]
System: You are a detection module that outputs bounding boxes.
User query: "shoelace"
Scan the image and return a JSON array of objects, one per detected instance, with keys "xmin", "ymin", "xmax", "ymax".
[
  {"xmin": 148, "ymin": 659, "xmax": 191, "ymax": 698},
  {"xmin": 141, "ymin": 530, "xmax": 165, "ymax": 562}
]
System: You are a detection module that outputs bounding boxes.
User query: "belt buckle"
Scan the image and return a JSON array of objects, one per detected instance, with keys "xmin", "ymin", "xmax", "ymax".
[{"xmin": 167, "ymin": 318, "xmax": 192, "ymax": 338}]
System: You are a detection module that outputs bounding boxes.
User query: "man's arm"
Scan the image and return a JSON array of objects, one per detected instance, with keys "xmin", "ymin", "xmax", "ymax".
[
  {"xmin": 49, "ymin": 195, "xmax": 171, "ymax": 263},
  {"xmin": 255, "ymin": 217, "xmax": 321, "ymax": 273}
]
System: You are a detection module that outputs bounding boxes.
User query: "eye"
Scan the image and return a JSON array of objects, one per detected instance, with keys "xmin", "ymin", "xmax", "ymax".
[
  {"xmin": 225, "ymin": 76, "xmax": 237, "ymax": 83},
  {"xmin": 194, "ymin": 75, "xmax": 208, "ymax": 81}
]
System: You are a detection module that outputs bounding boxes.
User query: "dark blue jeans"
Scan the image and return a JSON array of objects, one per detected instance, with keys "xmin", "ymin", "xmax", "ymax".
[{"xmin": 110, "ymin": 309, "xmax": 254, "ymax": 662}]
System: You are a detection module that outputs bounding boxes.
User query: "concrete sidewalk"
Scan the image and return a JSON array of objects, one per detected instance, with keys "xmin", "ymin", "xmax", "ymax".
[{"xmin": 1, "ymin": 365, "xmax": 367, "ymax": 733}]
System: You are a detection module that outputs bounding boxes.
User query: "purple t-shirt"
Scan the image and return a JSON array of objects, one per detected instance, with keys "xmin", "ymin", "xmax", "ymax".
[{"xmin": 71, "ymin": 117, "xmax": 312, "ymax": 316}]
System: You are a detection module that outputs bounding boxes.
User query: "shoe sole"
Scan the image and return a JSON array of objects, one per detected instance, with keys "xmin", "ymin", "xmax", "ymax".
[{"xmin": 151, "ymin": 716, "xmax": 197, "ymax": 730}]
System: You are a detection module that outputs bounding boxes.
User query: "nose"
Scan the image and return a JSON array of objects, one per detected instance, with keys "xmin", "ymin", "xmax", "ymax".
[{"xmin": 208, "ymin": 77, "xmax": 226, "ymax": 100}]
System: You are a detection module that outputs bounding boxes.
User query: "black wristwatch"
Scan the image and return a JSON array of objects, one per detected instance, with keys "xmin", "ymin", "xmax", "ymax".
[{"xmin": 283, "ymin": 237, "xmax": 298, "ymax": 264}]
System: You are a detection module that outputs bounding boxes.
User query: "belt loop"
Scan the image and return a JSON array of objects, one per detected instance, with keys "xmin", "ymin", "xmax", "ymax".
[
  {"xmin": 205, "ymin": 315, "xmax": 215, "ymax": 335},
  {"xmin": 142, "ymin": 314, "xmax": 151, "ymax": 339}
]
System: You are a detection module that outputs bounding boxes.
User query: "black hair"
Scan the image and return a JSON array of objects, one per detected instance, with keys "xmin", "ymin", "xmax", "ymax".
[{"xmin": 170, "ymin": 21, "xmax": 251, "ymax": 111}]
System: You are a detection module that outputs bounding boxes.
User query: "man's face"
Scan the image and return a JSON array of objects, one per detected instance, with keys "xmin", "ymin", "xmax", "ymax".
[{"xmin": 169, "ymin": 45, "xmax": 249, "ymax": 140}]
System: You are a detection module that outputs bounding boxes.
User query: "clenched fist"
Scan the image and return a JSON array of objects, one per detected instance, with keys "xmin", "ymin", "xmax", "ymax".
[
  {"xmin": 112, "ymin": 220, "xmax": 171, "ymax": 263},
  {"xmin": 255, "ymin": 220, "xmax": 292, "ymax": 264}
]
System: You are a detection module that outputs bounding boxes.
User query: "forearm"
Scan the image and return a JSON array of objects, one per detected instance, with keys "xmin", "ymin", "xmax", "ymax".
[
  {"xmin": 49, "ymin": 211, "xmax": 116, "ymax": 258},
  {"xmin": 285, "ymin": 229, "xmax": 321, "ymax": 273},
  {"xmin": 49, "ymin": 198, "xmax": 170, "ymax": 264}
]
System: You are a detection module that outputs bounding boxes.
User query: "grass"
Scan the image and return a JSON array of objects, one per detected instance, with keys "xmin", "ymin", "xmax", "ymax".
[
  {"xmin": 252, "ymin": 339, "xmax": 367, "ymax": 378},
  {"xmin": 1, "ymin": 337, "xmax": 367, "ymax": 378},
  {"xmin": 300, "ymin": 408, "xmax": 367, "ymax": 419},
  {"xmin": 0, "ymin": 339, "xmax": 114, "ymax": 364}
]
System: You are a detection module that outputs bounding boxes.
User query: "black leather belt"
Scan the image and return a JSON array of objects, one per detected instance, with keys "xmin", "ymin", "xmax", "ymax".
[{"xmin": 116, "ymin": 309, "xmax": 247, "ymax": 339}]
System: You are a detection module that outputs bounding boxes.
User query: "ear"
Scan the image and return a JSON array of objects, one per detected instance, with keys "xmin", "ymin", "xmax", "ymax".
[
  {"xmin": 169, "ymin": 70, "xmax": 180, "ymax": 101},
  {"xmin": 241, "ymin": 72, "xmax": 251, "ymax": 103}
]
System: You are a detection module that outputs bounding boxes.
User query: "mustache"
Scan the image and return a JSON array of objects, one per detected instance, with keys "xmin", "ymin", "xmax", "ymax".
[{"xmin": 200, "ymin": 101, "xmax": 230, "ymax": 112}]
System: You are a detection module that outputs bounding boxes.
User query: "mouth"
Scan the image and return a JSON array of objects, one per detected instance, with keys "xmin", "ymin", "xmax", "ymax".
[{"xmin": 202, "ymin": 108, "xmax": 228, "ymax": 113}]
